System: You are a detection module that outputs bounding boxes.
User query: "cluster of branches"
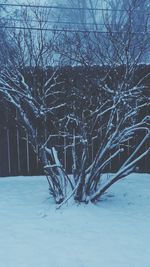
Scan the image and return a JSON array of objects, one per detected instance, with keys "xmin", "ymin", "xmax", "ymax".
[
  {"xmin": 0, "ymin": 0, "xmax": 150, "ymax": 67},
  {"xmin": 0, "ymin": 65, "xmax": 149, "ymax": 205},
  {"xmin": 0, "ymin": 0, "xmax": 149, "ymax": 206}
]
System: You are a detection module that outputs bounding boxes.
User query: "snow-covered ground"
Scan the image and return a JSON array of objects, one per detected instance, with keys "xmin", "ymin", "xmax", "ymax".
[{"xmin": 0, "ymin": 173, "xmax": 150, "ymax": 267}]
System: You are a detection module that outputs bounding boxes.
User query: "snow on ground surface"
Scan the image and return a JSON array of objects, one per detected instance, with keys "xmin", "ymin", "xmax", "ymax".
[{"xmin": 0, "ymin": 173, "xmax": 150, "ymax": 267}]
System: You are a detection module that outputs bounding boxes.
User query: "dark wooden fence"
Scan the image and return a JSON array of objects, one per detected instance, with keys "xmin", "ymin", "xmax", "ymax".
[{"xmin": 0, "ymin": 125, "xmax": 149, "ymax": 177}]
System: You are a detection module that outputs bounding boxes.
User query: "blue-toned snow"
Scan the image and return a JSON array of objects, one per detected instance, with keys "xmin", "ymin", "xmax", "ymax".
[{"xmin": 0, "ymin": 173, "xmax": 150, "ymax": 267}]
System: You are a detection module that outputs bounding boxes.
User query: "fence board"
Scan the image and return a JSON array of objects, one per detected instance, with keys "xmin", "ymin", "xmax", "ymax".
[{"xmin": 0, "ymin": 129, "xmax": 9, "ymax": 176}]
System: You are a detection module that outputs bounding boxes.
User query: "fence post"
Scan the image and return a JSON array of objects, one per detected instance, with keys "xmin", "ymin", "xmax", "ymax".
[
  {"xmin": 26, "ymin": 132, "xmax": 30, "ymax": 174},
  {"xmin": 16, "ymin": 110, "xmax": 21, "ymax": 175},
  {"xmin": 6, "ymin": 129, "xmax": 11, "ymax": 175},
  {"xmin": 64, "ymin": 134, "xmax": 67, "ymax": 171},
  {"xmin": 16, "ymin": 127, "xmax": 21, "ymax": 174}
]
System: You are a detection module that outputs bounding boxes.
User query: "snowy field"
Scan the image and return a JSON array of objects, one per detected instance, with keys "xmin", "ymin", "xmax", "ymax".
[{"xmin": 0, "ymin": 174, "xmax": 150, "ymax": 267}]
